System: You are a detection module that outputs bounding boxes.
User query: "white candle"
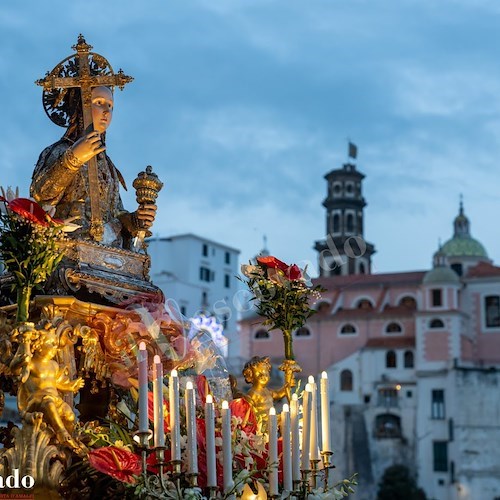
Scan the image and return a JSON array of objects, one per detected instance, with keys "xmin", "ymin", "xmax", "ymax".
[
  {"xmin": 308, "ymin": 376, "xmax": 320, "ymax": 462},
  {"xmin": 185, "ymin": 380, "xmax": 198, "ymax": 474},
  {"xmin": 281, "ymin": 403, "xmax": 293, "ymax": 492},
  {"xmin": 301, "ymin": 384, "xmax": 312, "ymax": 471},
  {"xmin": 268, "ymin": 407, "xmax": 278, "ymax": 496},
  {"xmin": 320, "ymin": 371, "xmax": 331, "ymax": 453},
  {"xmin": 169, "ymin": 369, "xmax": 181, "ymax": 461},
  {"xmin": 290, "ymin": 393, "xmax": 301, "ymax": 483},
  {"xmin": 153, "ymin": 355, "xmax": 164, "ymax": 447},
  {"xmin": 221, "ymin": 400, "xmax": 234, "ymax": 493},
  {"xmin": 138, "ymin": 342, "xmax": 149, "ymax": 434},
  {"xmin": 205, "ymin": 394, "xmax": 217, "ymax": 488}
]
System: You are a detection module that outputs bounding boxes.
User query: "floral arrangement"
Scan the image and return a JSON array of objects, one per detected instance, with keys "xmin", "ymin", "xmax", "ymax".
[
  {"xmin": 0, "ymin": 187, "xmax": 79, "ymax": 322},
  {"xmin": 240, "ymin": 256, "xmax": 325, "ymax": 360}
]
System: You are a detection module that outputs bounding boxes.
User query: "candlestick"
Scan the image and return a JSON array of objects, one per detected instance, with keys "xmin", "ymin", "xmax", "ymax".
[
  {"xmin": 281, "ymin": 403, "xmax": 293, "ymax": 492},
  {"xmin": 301, "ymin": 384, "xmax": 312, "ymax": 472},
  {"xmin": 308, "ymin": 376, "xmax": 320, "ymax": 462},
  {"xmin": 169, "ymin": 369, "xmax": 181, "ymax": 461},
  {"xmin": 185, "ymin": 380, "xmax": 198, "ymax": 476},
  {"xmin": 221, "ymin": 400, "xmax": 234, "ymax": 494},
  {"xmin": 268, "ymin": 407, "xmax": 278, "ymax": 497},
  {"xmin": 205, "ymin": 394, "xmax": 217, "ymax": 488},
  {"xmin": 290, "ymin": 393, "xmax": 301, "ymax": 484},
  {"xmin": 138, "ymin": 342, "xmax": 149, "ymax": 435},
  {"xmin": 320, "ymin": 371, "xmax": 331, "ymax": 453},
  {"xmin": 153, "ymin": 355, "xmax": 164, "ymax": 448}
]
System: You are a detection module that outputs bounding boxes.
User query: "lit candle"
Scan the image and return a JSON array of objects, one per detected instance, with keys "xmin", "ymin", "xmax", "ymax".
[
  {"xmin": 153, "ymin": 355, "xmax": 164, "ymax": 447},
  {"xmin": 281, "ymin": 403, "xmax": 293, "ymax": 492},
  {"xmin": 320, "ymin": 371, "xmax": 331, "ymax": 453},
  {"xmin": 290, "ymin": 393, "xmax": 301, "ymax": 483},
  {"xmin": 185, "ymin": 380, "xmax": 198, "ymax": 474},
  {"xmin": 221, "ymin": 400, "xmax": 234, "ymax": 494},
  {"xmin": 138, "ymin": 342, "xmax": 149, "ymax": 434},
  {"xmin": 205, "ymin": 394, "xmax": 217, "ymax": 488},
  {"xmin": 268, "ymin": 407, "xmax": 278, "ymax": 496},
  {"xmin": 169, "ymin": 369, "xmax": 181, "ymax": 461},
  {"xmin": 301, "ymin": 384, "xmax": 312, "ymax": 471},
  {"xmin": 308, "ymin": 375, "xmax": 320, "ymax": 462}
]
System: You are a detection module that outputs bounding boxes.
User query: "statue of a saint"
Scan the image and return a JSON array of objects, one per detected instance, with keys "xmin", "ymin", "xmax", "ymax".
[
  {"xmin": 31, "ymin": 82, "xmax": 155, "ymax": 249},
  {"xmin": 28, "ymin": 36, "xmax": 163, "ymax": 304}
]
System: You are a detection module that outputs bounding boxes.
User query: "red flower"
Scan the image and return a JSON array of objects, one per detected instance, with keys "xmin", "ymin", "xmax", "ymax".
[
  {"xmin": 257, "ymin": 255, "xmax": 303, "ymax": 281},
  {"xmin": 4, "ymin": 198, "xmax": 51, "ymax": 226},
  {"xmin": 229, "ymin": 398, "xmax": 257, "ymax": 435},
  {"xmin": 88, "ymin": 446, "xmax": 141, "ymax": 484},
  {"xmin": 147, "ymin": 391, "xmax": 170, "ymax": 432},
  {"xmin": 257, "ymin": 256, "xmax": 289, "ymax": 273}
]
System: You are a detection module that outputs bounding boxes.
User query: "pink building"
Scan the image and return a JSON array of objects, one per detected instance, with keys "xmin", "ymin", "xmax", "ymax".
[{"xmin": 240, "ymin": 160, "xmax": 500, "ymax": 500}]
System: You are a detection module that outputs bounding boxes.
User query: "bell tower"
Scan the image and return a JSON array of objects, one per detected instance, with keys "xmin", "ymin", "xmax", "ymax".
[{"xmin": 314, "ymin": 143, "xmax": 375, "ymax": 276}]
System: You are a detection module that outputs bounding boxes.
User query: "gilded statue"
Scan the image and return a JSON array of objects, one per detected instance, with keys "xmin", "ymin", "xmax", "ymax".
[
  {"xmin": 9, "ymin": 322, "xmax": 84, "ymax": 451},
  {"xmin": 31, "ymin": 85, "xmax": 156, "ymax": 249},
  {"xmin": 242, "ymin": 356, "xmax": 297, "ymax": 425}
]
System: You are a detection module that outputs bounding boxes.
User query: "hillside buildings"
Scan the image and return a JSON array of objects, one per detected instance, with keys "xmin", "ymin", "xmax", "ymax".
[{"xmin": 240, "ymin": 159, "xmax": 500, "ymax": 500}]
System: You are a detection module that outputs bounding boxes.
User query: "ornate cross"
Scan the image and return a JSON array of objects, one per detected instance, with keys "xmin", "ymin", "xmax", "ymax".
[{"xmin": 36, "ymin": 35, "xmax": 133, "ymax": 242}]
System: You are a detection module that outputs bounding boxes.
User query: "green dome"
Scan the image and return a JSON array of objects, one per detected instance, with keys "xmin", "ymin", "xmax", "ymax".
[
  {"xmin": 440, "ymin": 236, "xmax": 488, "ymax": 259},
  {"xmin": 423, "ymin": 266, "xmax": 460, "ymax": 284}
]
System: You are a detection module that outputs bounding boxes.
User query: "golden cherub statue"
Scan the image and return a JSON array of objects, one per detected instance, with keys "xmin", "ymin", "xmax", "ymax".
[
  {"xmin": 9, "ymin": 321, "xmax": 84, "ymax": 451},
  {"xmin": 242, "ymin": 356, "xmax": 299, "ymax": 425}
]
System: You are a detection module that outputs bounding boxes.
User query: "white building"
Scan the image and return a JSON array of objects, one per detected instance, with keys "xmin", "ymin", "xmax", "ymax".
[{"xmin": 147, "ymin": 234, "xmax": 241, "ymax": 363}]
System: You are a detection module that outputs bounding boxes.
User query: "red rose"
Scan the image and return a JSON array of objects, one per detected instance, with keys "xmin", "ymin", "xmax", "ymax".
[
  {"xmin": 5, "ymin": 198, "xmax": 51, "ymax": 226},
  {"xmin": 286, "ymin": 264, "xmax": 302, "ymax": 280},
  {"xmin": 257, "ymin": 256, "xmax": 303, "ymax": 281},
  {"xmin": 88, "ymin": 446, "xmax": 141, "ymax": 484}
]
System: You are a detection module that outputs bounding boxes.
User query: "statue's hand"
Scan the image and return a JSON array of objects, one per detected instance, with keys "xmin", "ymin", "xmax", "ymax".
[
  {"xmin": 73, "ymin": 378, "xmax": 85, "ymax": 392},
  {"xmin": 70, "ymin": 132, "xmax": 106, "ymax": 165},
  {"xmin": 135, "ymin": 204, "xmax": 157, "ymax": 230}
]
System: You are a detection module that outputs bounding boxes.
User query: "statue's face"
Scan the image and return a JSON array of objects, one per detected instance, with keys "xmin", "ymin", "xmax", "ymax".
[{"xmin": 91, "ymin": 86, "xmax": 114, "ymax": 133}]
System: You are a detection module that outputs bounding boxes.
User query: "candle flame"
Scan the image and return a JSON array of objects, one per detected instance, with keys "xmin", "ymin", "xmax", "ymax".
[
  {"xmin": 186, "ymin": 381, "xmax": 193, "ymax": 390},
  {"xmin": 308, "ymin": 375, "xmax": 315, "ymax": 384},
  {"xmin": 305, "ymin": 383, "xmax": 312, "ymax": 392},
  {"xmin": 154, "ymin": 354, "xmax": 161, "ymax": 364},
  {"xmin": 206, "ymin": 394, "xmax": 213, "ymax": 404},
  {"xmin": 222, "ymin": 400, "xmax": 229, "ymax": 409},
  {"xmin": 283, "ymin": 403, "xmax": 289, "ymax": 412},
  {"xmin": 171, "ymin": 369, "xmax": 178, "ymax": 377},
  {"xmin": 269, "ymin": 407, "xmax": 276, "ymax": 416},
  {"xmin": 292, "ymin": 393, "xmax": 298, "ymax": 401},
  {"xmin": 321, "ymin": 371, "xmax": 328, "ymax": 379},
  {"xmin": 139, "ymin": 341, "xmax": 146, "ymax": 350}
]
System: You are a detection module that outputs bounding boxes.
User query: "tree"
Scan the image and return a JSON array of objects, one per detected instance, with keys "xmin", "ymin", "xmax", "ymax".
[{"xmin": 377, "ymin": 465, "xmax": 427, "ymax": 500}]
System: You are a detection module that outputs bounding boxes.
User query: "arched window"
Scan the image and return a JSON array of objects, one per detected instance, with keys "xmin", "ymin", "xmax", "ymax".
[
  {"xmin": 346, "ymin": 213, "xmax": 354, "ymax": 232},
  {"xmin": 340, "ymin": 369, "xmax": 353, "ymax": 391},
  {"xmin": 255, "ymin": 329, "xmax": 269, "ymax": 339},
  {"xmin": 332, "ymin": 214, "xmax": 340, "ymax": 233},
  {"xmin": 429, "ymin": 318, "xmax": 445, "ymax": 329},
  {"xmin": 399, "ymin": 296, "xmax": 417, "ymax": 309},
  {"xmin": 386, "ymin": 350, "xmax": 397, "ymax": 368},
  {"xmin": 375, "ymin": 413, "xmax": 401, "ymax": 438},
  {"xmin": 295, "ymin": 326, "xmax": 311, "ymax": 337},
  {"xmin": 356, "ymin": 298, "xmax": 374, "ymax": 310},
  {"xmin": 340, "ymin": 323, "xmax": 357, "ymax": 335},
  {"xmin": 404, "ymin": 350, "xmax": 414, "ymax": 368},
  {"xmin": 385, "ymin": 322, "xmax": 403, "ymax": 334}
]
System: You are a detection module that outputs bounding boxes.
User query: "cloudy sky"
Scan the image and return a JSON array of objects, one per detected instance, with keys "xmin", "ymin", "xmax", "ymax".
[{"xmin": 2, "ymin": 0, "xmax": 500, "ymax": 276}]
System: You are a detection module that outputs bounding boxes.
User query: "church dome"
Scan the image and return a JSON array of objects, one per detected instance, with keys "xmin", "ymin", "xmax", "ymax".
[
  {"xmin": 423, "ymin": 266, "xmax": 460, "ymax": 285},
  {"xmin": 440, "ymin": 236, "xmax": 488, "ymax": 259},
  {"xmin": 440, "ymin": 199, "xmax": 488, "ymax": 259}
]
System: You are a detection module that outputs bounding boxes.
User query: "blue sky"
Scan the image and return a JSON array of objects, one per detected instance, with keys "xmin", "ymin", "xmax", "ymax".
[{"xmin": 2, "ymin": 0, "xmax": 500, "ymax": 276}]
